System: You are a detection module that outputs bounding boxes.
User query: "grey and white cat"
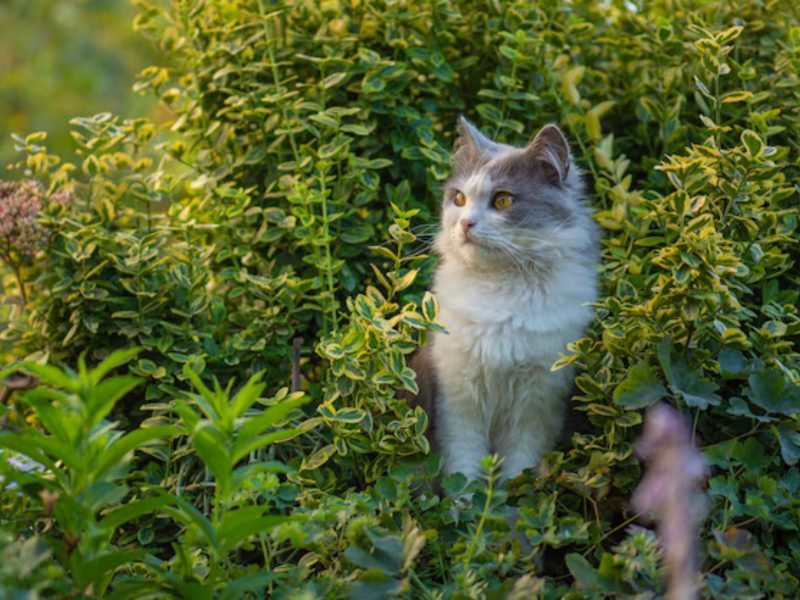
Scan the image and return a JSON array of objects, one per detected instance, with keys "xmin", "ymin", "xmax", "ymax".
[{"xmin": 410, "ymin": 117, "xmax": 599, "ymax": 483}]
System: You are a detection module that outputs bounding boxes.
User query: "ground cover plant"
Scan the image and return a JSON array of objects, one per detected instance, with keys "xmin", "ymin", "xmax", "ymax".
[{"xmin": 1, "ymin": 0, "xmax": 799, "ymax": 597}]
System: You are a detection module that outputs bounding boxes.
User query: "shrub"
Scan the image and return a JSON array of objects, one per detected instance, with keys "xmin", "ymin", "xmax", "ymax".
[{"xmin": 1, "ymin": 0, "xmax": 799, "ymax": 596}]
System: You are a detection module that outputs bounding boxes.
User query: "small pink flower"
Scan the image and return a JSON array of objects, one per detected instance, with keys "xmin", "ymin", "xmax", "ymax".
[
  {"xmin": 632, "ymin": 403, "xmax": 709, "ymax": 600},
  {"xmin": 0, "ymin": 180, "xmax": 50, "ymax": 261}
]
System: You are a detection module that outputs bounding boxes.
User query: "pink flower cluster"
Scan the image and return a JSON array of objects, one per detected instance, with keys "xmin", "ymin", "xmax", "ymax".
[
  {"xmin": 0, "ymin": 180, "xmax": 47, "ymax": 261},
  {"xmin": 632, "ymin": 403, "xmax": 709, "ymax": 599}
]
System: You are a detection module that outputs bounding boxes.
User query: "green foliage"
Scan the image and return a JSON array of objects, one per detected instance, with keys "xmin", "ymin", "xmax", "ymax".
[
  {"xmin": 312, "ymin": 202, "xmax": 442, "ymax": 481},
  {"xmin": 0, "ymin": 349, "xmax": 172, "ymax": 595},
  {"xmin": 2, "ymin": 0, "xmax": 800, "ymax": 597}
]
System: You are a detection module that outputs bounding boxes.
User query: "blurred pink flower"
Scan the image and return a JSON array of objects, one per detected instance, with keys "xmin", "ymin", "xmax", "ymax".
[{"xmin": 632, "ymin": 403, "xmax": 709, "ymax": 600}]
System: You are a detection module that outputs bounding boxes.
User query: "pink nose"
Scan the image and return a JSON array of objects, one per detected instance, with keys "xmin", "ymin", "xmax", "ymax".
[{"xmin": 460, "ymin": 219, "xmax": 476, "ymax": 233}]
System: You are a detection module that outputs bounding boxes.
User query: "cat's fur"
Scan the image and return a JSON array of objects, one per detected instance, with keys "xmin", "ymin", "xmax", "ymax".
[{"xmin": 409, "ymin": 117, "xmax": 599, "ymax": 483}]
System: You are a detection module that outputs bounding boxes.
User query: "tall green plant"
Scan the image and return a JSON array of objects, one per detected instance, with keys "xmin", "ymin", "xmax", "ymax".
[{"xmin": 0, "ymin": 349, "xmax": 172, "ymax": 596}]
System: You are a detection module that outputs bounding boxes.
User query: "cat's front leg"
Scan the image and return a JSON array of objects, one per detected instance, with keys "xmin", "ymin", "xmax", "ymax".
[
  {"xmin": 499, "ymin": 436, "xmax": 549, "ymax": 482},
  {"xmin": 437, "ymin": 398, "xmax": 490, "ymax": 483},
  {"xmin": 497, "ymin": 402, "xmax": 563, "ymax": 482}
]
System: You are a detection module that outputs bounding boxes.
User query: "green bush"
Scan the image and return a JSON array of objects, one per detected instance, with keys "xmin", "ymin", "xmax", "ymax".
[{"xmin": 1, "ymin": 0, "xmax": 799, "ymax": 597}]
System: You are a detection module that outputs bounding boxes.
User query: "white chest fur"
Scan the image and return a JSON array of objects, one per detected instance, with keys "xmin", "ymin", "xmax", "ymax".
[{"xmin": 430, "ymin": 257, "xmax": 596, "ymax": 481}]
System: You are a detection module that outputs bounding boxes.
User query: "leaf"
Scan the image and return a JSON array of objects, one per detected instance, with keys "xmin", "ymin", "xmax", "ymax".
[
  {"xmin": 721, "ymin": 90, "xmax": 753, "ymax": 103},
  {"xmin": 565, "ymin": 552, "xmax": 602, "ymax": 590},
  {"xmin": 191, "ymin": 424, "xmax": 232, "ymax": 497},
  {"xmin": 99, "ymin": 495, "xmax": 176, "ymax": 531},
  {"xmin": 731, "ymin": 437, "xmax": 769, "ymax": 470},
  {"xmin": 776, "ymin": 424, "xmax": 800, "ymax": 466},
  {"xmin": 87, "ymin": 375, "xmax": 144, "ymax": 428},
  {"xmin": 421, "ymin": 291, "xmax": 438, "ymax": 322},
  {"xmin": 237, "ymin": 394, "xmax": 307, "ymax": 444},
  {"xmin": 71, "ymin": 549, "xmax": 147, "ymax": 589},
  {"xmin": 613, "ymin": 362, "xmax": 667, "ymax": 409},
  {"xmin": 341, "ymin": 123, "xmax": 372, "ymax": 136},
  {"xmin": 321, "ymin": 72, "xmax": 348, "ymax": 89},
  {"xmin": 220, "ymin": 574, "xmax": 282, "ymax": 600},
  {"xmin": 93, "ymin": 425, "xmax": 174, "ymax": 481},
  {"xmin": 0, "ymin": 432, "xmax": 59, "ymax": 475},
  {"xmin": 440, "ymin": 472, "xmax": 468, "ymax": 496},
  {"xmin": 20, "ymin": 362, "xmax": 75, "ymax": 391},
  {"xmin": 657, "ymin": 338, "xmax": 720, "ymax": 409},
  {"xmin": 300, "ymin": 443, "xmax": 337, "ymax": 471},
  {"xmin": 747, "ymin": 369, "xmax": 800, "ymax": 415},
  {"xmin": 229, "ymin": 372, "xmax": 268, "ymax": 417},
  {"xmin": 88, "ymin": 347, "xmax": 141, "ymax": 385},
  {"xmin": 344, "ymin": 530, "xmax": 402, "ymax": 575},
  {"xmin": 716, "ymin": 25, "xmax": 744, "ymax": 43},
  {"xmin": 741, "ymin": 129, "xmax": 764, "ymax": 157},
  {"xmin": 182, "ymin": 365, "xmax": 218, "ymax": 414},
  {"xmin": 718, "ymin": 348, "xmax": 749, "ymax": 379},
  {"xmin": 5, "ymin": 430, "xmax": 81, "ymax": 471},
  {"xmin": 400, "ymin": 311, "xmax": 427, "ymax": 330},
  {"xmin": 159, "ymin": 493, "xmax": 217, "ymax": 548},
  {"xmin": 231, "ymin": 426, "xmax": 303, "ymax": 463},
  {"xmin": 361, "ymin": 75, "xmax": 386, "ymax": 94},
  {"xmin": 370, "ymin": 245, "xmax": 398, "ymax": 262},
  {"xmin": 217, "ymin": 505, "xmax": 287, "ymax": 554},
  {"xmin": 23, "ymin": 388, "xmax": 78, "ymax": 442},
  {"xmin": 331, "ymin": 407, "xmax": 366, "ymax": 423},
  {"xmin": 393, "ymin": 268, "xmax": 418, "ymax": 292}
]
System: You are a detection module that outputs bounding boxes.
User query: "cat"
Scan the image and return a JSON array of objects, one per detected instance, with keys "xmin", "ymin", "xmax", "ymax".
[{"xmin": 408, "ymin": 117, "xmax": 599, "ymax": 484}]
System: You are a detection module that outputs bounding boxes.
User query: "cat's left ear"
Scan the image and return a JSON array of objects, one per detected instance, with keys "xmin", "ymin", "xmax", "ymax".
[{"xmin": 525, "ymin": 124, "xmax": 571, "ymax": 184}]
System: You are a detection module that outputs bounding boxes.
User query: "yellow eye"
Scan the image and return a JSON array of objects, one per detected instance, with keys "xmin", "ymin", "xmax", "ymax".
[
  {"xmin": 492, "ymin": 192, "xmax": 514, "ymax": 210},
  {"xmin": 454, "ymin": 191, "xmax": 466, "ymax": 206}
]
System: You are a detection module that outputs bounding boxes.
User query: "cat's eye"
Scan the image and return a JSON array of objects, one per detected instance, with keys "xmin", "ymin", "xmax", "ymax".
[
  {"xmin": 453, "ymin": 191, "xmax": 466, "ymax": 207},
  {"xmin": 492, "ymin": 192, "xmax": 514, "ymax": 210}
]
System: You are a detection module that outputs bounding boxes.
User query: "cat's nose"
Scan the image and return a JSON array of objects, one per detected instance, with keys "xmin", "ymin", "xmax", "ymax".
[{"xmin": 460, "ymin": 218, "xmax": 476, "ymax": 233}]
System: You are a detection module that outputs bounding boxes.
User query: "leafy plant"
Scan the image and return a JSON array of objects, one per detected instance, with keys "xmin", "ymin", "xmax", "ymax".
[
  {"xmin": 2, "ymin": 0, "xmax": 800, "ymax": 597},
  {"xmin": 0, "ymin": 349, "xmax": 172, "ymax": 596}
]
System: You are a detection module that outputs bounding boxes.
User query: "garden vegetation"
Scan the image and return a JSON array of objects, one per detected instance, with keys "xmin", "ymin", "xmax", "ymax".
[{"xmin": 1, "ymin": 0, "xmax": 799, "ymax": 597}]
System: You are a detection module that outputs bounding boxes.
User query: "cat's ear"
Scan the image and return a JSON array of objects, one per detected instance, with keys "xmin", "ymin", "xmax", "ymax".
[
  {"xmin": 525, "ymin": 124, "xmax": 571, "ymax": 184},
  {"xmin": 454, "ymin": 116, "xmax": 498, "ymax": 158}
]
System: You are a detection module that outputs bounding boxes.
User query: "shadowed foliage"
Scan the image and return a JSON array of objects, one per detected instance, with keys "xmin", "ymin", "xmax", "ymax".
[{"xmin": 1, "ymin": 1, "xmax": 799, "ymax": 597}]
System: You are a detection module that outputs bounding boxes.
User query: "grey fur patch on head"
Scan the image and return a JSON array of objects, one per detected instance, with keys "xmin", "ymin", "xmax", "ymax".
[{"xmin": 438, "ymin": 119, "xmax": 597, "ymax": 271}]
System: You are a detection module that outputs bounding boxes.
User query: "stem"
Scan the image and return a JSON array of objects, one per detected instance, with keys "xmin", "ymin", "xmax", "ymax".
[
  {"xmin": 316, "ymin": 67, "xmax": 338, "ymax": 334},
  {"xmin": 259, "ymin": 533, "xmax": 275, "ymax": 595},
  {"xmin": 409, "ymin": 570, "xmax": 432, "ymax": 598},
  {"xmin": 584, "ymin": 510, "xmax": 645, "ymax": 555},
  {"xmin": 390, "ymin": 238, "xmax": 404, "ymax": 301},
  {"xmin": 319, "ymin": 168, "xmax": 338, "ymax": 334},
  {"xmin": 714, "ymin": 73, "xmax": 721, "ymax": 149},
  {"xmin": 1, "ymin": 248, "xmax": 27, "ymax": 307},
  {"xmin": 259, "ymin": 2, "xmax": 300, "ymax": 162},
  {"xmin": 11, "ymin": 261, "xmax": 27, "ymax": 306},
  {"xmin": 463, "ymin": 464, "xmax": 496, "ymax": 568},
  {"xmin": 291, "ymin": 337, "xmax": 302, "ymax": 392}
]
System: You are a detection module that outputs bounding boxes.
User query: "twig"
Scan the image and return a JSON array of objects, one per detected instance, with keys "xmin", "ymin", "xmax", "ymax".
[{"xmin": 291, "ymin": 337, "xmax": 302, "ymax": 392}]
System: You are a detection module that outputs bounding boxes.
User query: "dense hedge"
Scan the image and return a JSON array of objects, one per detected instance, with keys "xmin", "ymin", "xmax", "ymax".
[{"xmin": 1, "ymin": 0, "xmax": 799, "ymax": 597}]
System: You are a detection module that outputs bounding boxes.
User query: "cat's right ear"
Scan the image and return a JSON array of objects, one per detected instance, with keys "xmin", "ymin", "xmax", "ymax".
[{"xmin": 454, "ymin": 116, "xmax": 498, "ymax": 160}]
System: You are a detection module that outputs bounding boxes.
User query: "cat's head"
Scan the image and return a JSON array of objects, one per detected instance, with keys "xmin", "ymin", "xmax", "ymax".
[{"xmin": 435, "ymin": 117, "xmax": 595, "ymax": 272}]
